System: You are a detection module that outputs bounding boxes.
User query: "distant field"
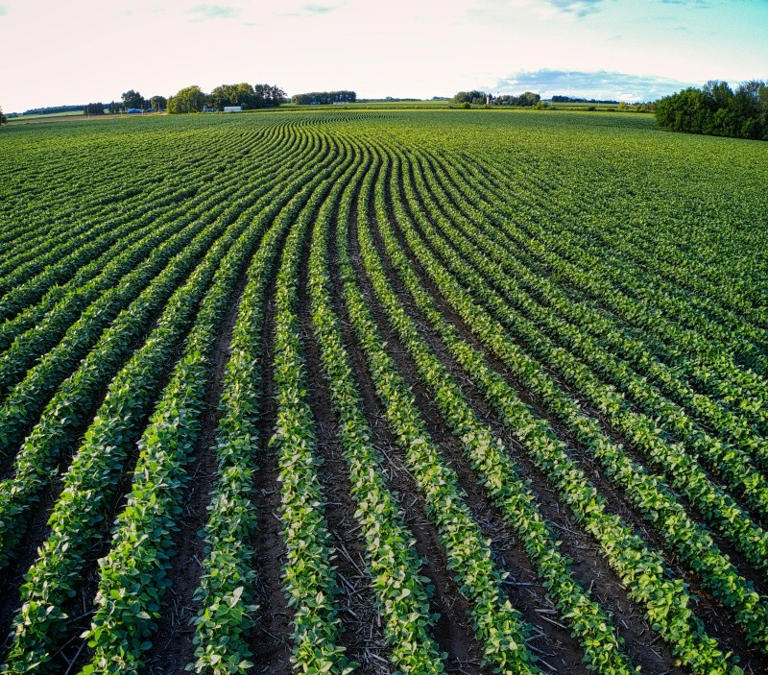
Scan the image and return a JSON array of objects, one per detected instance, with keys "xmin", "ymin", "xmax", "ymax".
[
  {"xmin": 1, "ymin": 109, "xmax": 767, "ymax": 673},
  {"xmin": 6, "ymin": 110, "xmax": 86, "ymax": 122},
  {"xmin": 545, "ymin": 101, "xmax": 619, "ymax": 109},
  {"xmin": 4, "ymin": 100, "xmax": 647, "ymax": 125}
]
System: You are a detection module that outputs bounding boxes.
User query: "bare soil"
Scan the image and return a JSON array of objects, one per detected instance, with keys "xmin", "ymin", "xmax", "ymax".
[
  {"xmin": 297, "ymin": 216, "xmax": 392, "ymax": 672},
  {"xmin": 144, "ymin": 272, "xmax": 249, "ymax": 674}
]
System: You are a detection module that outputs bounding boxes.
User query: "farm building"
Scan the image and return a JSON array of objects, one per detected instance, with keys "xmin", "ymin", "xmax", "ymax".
[{"xmin": 223, "ymin": 106, "xmax": 242, "ymax": 112}]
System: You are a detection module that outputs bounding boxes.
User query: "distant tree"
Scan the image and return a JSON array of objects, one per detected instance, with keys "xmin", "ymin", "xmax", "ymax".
[
  {"xmin": 22, "ymin": 104, "xmax": 84, "ymax": 115},
  {"xmin": 167, "ymin": 86, "xmax": 206, "ymax": 114},
  {"xmin": 149, "ymin": 95, "xmax": 167, "ymax": 112},
  {"xmin": 84, "ymin": 102, "xmax": 105, "ymax": 115},
  {"xmin": 209, "ymin": 83, "xmax": 254, "ymax": 110},
  {"xmin": 493, "ymin": 91, "xmax": 540, "ymax": 107},
  {"xmin": 291, "ymin": 90, "xmax": 355, "ymax": 105},
  {"xmin": 551, "ymin": 95, "xmax": 619, "ymax": 104},
  {"xmin": 0, "ymin": 106, "xmax": 6, "ymax": 126},
  {"xmin": 108, "ymin": 101, "xmax": 121, "ymax": 114},
  {"xmin": 453, "ymin": 90, "xmax": 486, "ymax": 105},
  {"xmin": 121, "ymin": 89, "xmax": 146, "ymax": 110},
  {"xmin": 656, "ymin": 80, "xmax": 768, "ymax": 140},
  {"xmin": 253, "ymin": 84, "xmax": 286, "ymax": 107}
]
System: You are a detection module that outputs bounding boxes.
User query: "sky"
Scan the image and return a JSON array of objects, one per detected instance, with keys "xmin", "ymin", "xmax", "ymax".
[{"xmin": 1, "ymin": 0, "xmax": 767, "ymax": 111}]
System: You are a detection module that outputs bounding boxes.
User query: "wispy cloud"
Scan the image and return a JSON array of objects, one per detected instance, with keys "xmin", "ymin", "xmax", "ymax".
[
  {"xmin": 466, "ymin": 0, "xmax": 609, "ymax": 24},
  {"xmin": 303, "ymin": 4, "xmax": 339, "ymax": 13},
  {"xmin": 274, "ymin": 3, "xmax": 342, "ymax": 18},
  {"xmin": 492, "ymin": 69, "xmax": 695, "ymax": 101},
  {"xmin": 548, "ymin": 0, "xmax": 607, "ymax": 17},
  {"xmin": 0, "ymin": 7, "xmax": 7, "ymax": 17},
  {"xmin": 660, "ymin": 0, "xmax": 710, "ymax": 6},
  {"xmin": 187, "ymin": 4, "xmax": 240, "ymax": 21}
]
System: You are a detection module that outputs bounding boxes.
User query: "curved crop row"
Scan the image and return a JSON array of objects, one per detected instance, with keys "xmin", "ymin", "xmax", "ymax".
[
  {"xmin": 1, "ymin": 128, "xmax": 338, "ymax": 674},
  {"xmin": 400, "ymin": 148, "xmax": 768, "ymax": 644},
  {"xmin": 380, "ymin": 145, "xmax": 736, "ymax": 672},
  {"xmin": 339, "ymin": 145, "xmax": 538, "ymax": 674},
  {"xmin": 406, "ymin": 148, "xmax": 768, "ymax": 566},
  {"xmin": 450, "ymin": 151, "xmax": 768, "ymax": 426},
  {"xmin": 268, "ymin": 137, "xmax": 358, "ymax": 674},
  {"xmin": 307, "ymin": 143, "xmax": 446, "ymax": 672},
  {"xmin": 0, "ymin": 125, "xmax": 306, "ymax": 449},
  {"xmin": 0, "ymin": 125, "xmax": 293, "ymax": 356},
  {"xmin": 399, "ymin": 147, "xmax": 768, "ymax": 578},
  {"xmin": 79, "ymin": 138, "xmax": 344, "ymax": 673},
  {"xmin": 361, "ymin": 144, "xmax": 633, "ymax": 673},
  {"xmin": 418, "ymin": 150, "xmax": 768, "ymax": 472},
  {"xmin": 0, "ymin": 129, "xmax": 319, "ymax": 571}
]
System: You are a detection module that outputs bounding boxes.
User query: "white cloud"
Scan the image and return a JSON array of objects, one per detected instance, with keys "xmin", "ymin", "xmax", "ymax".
[
  {"xmin": 491, "ymin": 69, "xmax": 695, "ymax": 101},
  {"xmin": 0, "ymin": 0, "xmax": 766, "ymax": 111},
  {"xmin": 187, "ymin": 4, "xmax": 241, "ymax": 21}
]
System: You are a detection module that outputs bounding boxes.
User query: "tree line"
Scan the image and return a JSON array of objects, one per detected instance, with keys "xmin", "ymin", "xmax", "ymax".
[
  {"xmin": 5, "ymin": 104, "xmax": 84, "ymax": 118},
  {"xmin": 452, "ymin": 90, "xmax": 541, "ymax": 107},
  {"xmin": 552, "ymin": 95, "xmax": 619, "ymax": 104},
  {"xmin": 1, "ymin": 83, "xmax": 285, "ymax": 120},
  {"xmin": 655, "ymin": 80, "xmax": 768, "ymax": 140},
  {"xmin": 291, "ymin": 90, "xmax": 356, "ymax": 105},
  {"xmin": 167, "ymin": 83, "xmax": 286, "ymax": 113}
]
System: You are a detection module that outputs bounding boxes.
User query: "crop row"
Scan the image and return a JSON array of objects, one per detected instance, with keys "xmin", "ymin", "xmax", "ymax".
[
  {"xmin": 373, "ymin": 143, "xmax": 739, "ymax": 671},
  {"xmin": 268, "ymin": 138, "xmax": 358, "ymax": 672},
  {"xmin": 0, "ymin": 124, "xmax": 294, "ymax": 356},
  {"xmin": 307, "ymin": 144, "xmax": 446, "ymax": 672},
  {"xmin": 450, "ymin": 151, "xmax": 768, "ymax": 429},
  {"xmin": 0, "ymin": 127, "xmax": 278, "ymax": 324},
  {"xmin": 418, "ymin": 149, "xmax": 768, "ymax": 471},
  {"xmin": 78, "ymin": 134, "xmax": 346, "ymax": 673},
  {"xmin": 1, "ymin": 127, "xmax": 340, "ymax": 673},
  {"xmin": 359, "ymin": 142, "xmax": 635, "ymax": 673},
  {"xmin": 0, "ymin": 128, "xmax": 322, "ymax": 576},
  {"xmin": 396, "ymin": 146, "xmax": 768, "ymax": 641},
  {"xmin": 0, "ymin": 123, "xmax": 240, "ymax": 277},
  {"xmin": 340, "ymin": 146, "xmax": 538, "ymax": 673},
  {"xmin": 399, "ymin": 145, "xmax": 768, "ymax": 578}
]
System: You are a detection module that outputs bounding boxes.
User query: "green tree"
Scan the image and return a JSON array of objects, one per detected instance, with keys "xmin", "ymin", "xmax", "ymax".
[
  {"xmin": 84, "ymin": 103, "xmax": 105, "ymax": 115},
  {"xmin": 0, "ymin": 106, "xmax": 6, "ymax": 126},
  {"xmin": 656, "ymin": 79, "xmax": 767, "ymax": 140},
  {"xmin": 209, "ymin": 83, "xmax": 253, "ymax": 110},
  {"xmin": 254, "ymin": 84, "xmax": 286, "ymax": 107},
  {"xmin": 291, "ymin": 90, "xmax": 355, "ymax": 105},
  {"xmin": 167, "ymin": 86, "xmax": 206, "ymax": 114},
  {"xmin": 121, "ymin": 89, "xmax": 146, "ymax": 110},
  {"xmin": 453, "ymin": 90, "xmax": 486, "ymax": 105},
  {"xmin": 149, "ymin": 95, "xmax": 167, "ymax": 112}
]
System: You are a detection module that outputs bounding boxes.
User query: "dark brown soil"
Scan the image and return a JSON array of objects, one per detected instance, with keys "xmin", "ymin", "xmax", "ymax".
[
  {"xmin": 297, "ymin": 214, "xmax": 393, "ymax": 673},
  {"xmin": 374, "ymin": 148, "xmax": 685, "ymax": 673},
  {"xmin": 393, "ymin": 147, "xmax": 768, "ymax": 671},
  {"xmin": 144, "ymin": 271, "xmax": 249, "ymax": 674},
  {"xmin": 411, "ymin": 148, "xmax": 768, "ymax": 657},
  {"xmin": 248, "ymin": 292, "xmax": 292, "ymax": 674},
  {"xmin": 332, "ymin": 166, "xmax": 490, "ymax": 674}
]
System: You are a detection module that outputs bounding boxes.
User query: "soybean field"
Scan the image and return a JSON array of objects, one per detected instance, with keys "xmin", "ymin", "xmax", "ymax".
[{"xmin": 1, "ymin": 109, "xmax": 768, "ymax": 674}]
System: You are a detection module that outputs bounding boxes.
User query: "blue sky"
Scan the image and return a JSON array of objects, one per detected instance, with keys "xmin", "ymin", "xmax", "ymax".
[{"xmin": 0, "ymin": 0, "xmax": 766, "ymax": 111}]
